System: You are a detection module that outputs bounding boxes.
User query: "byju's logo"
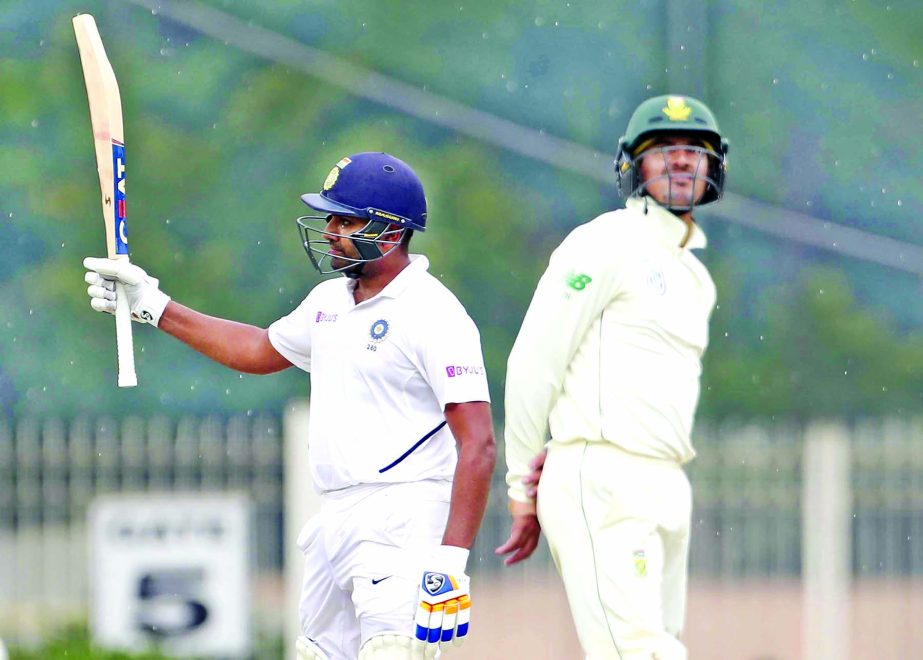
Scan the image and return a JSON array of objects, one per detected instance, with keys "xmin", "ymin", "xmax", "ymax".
[
  {"xmin": 315, "ymin": 311, "xmax": 338, "ymax": 323},
  {"xmin": 446, "ymin": 365, "xmax": 485, "ymax": 378}
]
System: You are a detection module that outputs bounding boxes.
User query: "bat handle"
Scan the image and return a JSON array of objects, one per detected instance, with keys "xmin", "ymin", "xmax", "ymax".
[{"xmin": 114, "ymin": 282, "xmax": 137, "ymax": 387}]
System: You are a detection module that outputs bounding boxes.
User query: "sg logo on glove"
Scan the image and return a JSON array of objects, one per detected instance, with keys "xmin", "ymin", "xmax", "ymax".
[{"xmin": 424, "ymin": 572, "xmax": 446, "ymax": 595}]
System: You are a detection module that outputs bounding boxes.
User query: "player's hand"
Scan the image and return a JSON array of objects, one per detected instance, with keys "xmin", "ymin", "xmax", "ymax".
[
  {"xmin": 495, "ymin": 511, "xmax": 542, "ymax": 566},
  {"xmin": 84, "ymin": 257, "xmax": 170, "ymax": 326},
  {"xmin": 414, "ymin": 545, "xmax": 471, "ymax": 657}
]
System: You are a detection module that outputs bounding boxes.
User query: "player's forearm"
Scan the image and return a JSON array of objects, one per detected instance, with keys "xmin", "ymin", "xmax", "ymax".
[
  {"xmin": 443, "ymin": 439, "xmax": 496, "ymax": 548},
  {"xmin": 158, "ymin": 301, "xmax": 290, "ymax": 374},
  {"xmin": 503, "ymin": 345, "xmax": 557, "ymax": 504}
]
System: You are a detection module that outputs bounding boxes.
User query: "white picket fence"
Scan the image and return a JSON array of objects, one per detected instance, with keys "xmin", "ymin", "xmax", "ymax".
[{"xmin": 1, "ymin": 408, "xmax": 921, "ymax": 657}]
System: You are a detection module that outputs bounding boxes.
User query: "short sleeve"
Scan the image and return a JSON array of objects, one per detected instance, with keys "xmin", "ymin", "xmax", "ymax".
[
  {"xmin": 418, "ymin": 307, "xmax": 490, "ymax": 409},
  {"xmin": 268, "ymin": 295, "xmax": 315, "ymax": 372}
]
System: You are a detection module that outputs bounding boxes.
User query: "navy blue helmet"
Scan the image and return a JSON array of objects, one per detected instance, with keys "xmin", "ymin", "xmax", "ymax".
[{"xmin": 297, "ymin": 152, "xmax": 427, "ymax": 275}]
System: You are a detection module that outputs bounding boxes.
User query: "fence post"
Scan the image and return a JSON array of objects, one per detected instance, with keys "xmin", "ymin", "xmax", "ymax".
[
  {"xmin": 284, "ymin": 399, "xmax": 320, "ymax": 660},
  {"xmin": 802, "ymin": 421, "xmax": 851, "ymax": 660}
]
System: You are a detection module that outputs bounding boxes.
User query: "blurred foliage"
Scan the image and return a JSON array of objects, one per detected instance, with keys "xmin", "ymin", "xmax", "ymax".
[
  {"xmin": 0, "ymin": 0, "xmax": 921, "ymax": 421},
  {"xmin": 8, "ymin": 624, "xmax": 167, "ymax": 660}
]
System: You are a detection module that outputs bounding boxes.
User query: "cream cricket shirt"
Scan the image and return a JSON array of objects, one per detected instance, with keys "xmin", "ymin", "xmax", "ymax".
[
  {"xmin": 505, "ymin": 197, "xmax": 716, "ymax": 504},
  {"xmin": 269, "ymin": 255, "xmax": 490, "ymax": 493}
]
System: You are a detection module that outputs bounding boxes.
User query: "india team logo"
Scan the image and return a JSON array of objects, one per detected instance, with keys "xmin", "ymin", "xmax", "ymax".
[{"xmin": 369, "ymin": 319, "xmax": 390, "ymax": 342}]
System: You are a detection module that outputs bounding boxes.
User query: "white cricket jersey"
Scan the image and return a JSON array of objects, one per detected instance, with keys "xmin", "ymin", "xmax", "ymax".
[
  {"xmin": 505, "ymin": 197, "xmax": 716, "ymax": 503},
  {"xmin": 269, "ymin": 255, "xmax": 490, "ymax": 493}
]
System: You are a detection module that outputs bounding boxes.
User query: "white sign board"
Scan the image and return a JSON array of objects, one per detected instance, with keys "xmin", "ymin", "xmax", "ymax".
[{"xmin": 89, "ymin": 492, "xmax": 251, "ymax": 657}]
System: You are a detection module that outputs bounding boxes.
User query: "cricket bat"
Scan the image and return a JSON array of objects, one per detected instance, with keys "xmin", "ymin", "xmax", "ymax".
[{"xmin": 73, "ymin": 14, "xmax": 137, "ymax": 388}]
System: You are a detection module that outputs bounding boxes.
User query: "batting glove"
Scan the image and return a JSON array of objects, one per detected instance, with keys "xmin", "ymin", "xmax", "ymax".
[
  {"xmin": 84, "ymin": 257, "xmax": 170, "ymax": 327},
  {"xmin": 413, "ymin": 545, "xmax": 471, "ymax": 658}
]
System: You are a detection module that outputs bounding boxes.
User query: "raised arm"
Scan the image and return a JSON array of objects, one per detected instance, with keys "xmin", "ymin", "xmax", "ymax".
[
  {"xmin": 159, "ymin": 302, "xmax": 292, "ymax": 374},
  {"xmin": 84, "ymin": 257, "xmax": 292, "ymax": 375}
]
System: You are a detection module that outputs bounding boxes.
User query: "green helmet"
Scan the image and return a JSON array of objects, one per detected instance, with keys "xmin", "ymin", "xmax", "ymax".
[{"xmin": 614, "ymin": 94, "xmax": 729, "ymax": 209}]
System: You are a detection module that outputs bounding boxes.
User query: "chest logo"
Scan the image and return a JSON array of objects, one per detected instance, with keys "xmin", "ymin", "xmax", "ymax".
[
  {"xmin": 369, "ymin": 319, "xmax": 390, "ymax": 343},
  {"xmin": 315, "ymin": 311, "xmax": 338, "ymax": 323},
  {"xmin": 646, "ymin": 269, "xmax": 667, "ymax": 296},
  {"xmin": 565, "ymin": 271, "xmax": 593, "ymax": 291}
]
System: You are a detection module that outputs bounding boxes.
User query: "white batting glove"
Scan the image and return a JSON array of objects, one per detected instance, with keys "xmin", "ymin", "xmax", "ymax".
[
  {"xmin": 413, "ymin": 545, "xmax": 471, "ymax": 658},
  {"xmin": 84, "ymin": 257, "xmax": 170, "ymax": 327}
]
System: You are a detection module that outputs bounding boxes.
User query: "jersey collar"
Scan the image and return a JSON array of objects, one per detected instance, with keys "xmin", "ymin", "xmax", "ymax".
[
  {"xmin": 627, "ymin": 196, "xmax": 708, "ymax": 250},
  {"xmin": 364, "ymin": 253, "xmax": 430, "ymax": 300}
]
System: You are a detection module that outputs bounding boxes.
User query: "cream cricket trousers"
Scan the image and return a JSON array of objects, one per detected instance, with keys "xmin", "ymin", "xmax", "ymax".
[{"xmin": 537, "ymin": 440, "xmax": 691, "ymax": 660}]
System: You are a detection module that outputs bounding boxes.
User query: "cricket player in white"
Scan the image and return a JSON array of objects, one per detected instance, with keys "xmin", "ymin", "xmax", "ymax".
[
  {"xmin": 83, "ymin": 152, "xmax": 496, "ymax": 660},
  {"xmin": 497, "ymin": 96, "xmax": 729, "ymax": 660}
]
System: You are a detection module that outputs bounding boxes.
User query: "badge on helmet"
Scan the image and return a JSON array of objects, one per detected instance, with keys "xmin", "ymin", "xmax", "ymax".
[
  {"xmin": 297, "ymin": 152, "xmax": 428, "ymax": 275},
  {"xmin": 614, "ymin": 94, "xmax": 729, "ymax": 211}
]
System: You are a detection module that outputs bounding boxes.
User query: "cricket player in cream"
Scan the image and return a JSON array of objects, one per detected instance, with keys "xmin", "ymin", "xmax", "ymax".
[
  {"xmin": 496, "ymin": 95, "xmax": 729, "ymax": 660},
  {"xmin": 84, "ymin": 152, "xmax": 496, "ymax": 660}
]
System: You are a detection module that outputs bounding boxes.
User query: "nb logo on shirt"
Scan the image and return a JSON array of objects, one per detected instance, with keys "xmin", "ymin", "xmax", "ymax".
[{"xmin": 565, "ymin": 271, "xmax": 592, "ymax": 291}]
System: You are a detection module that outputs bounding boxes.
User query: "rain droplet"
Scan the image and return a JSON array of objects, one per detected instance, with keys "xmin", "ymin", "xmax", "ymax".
[
  {"xmin": 534, "ymin": 16, "xmax": 545, "ymax": 26},
  {"xmin": 861, "ymin": 52, "xmax": 869, "ymax": 61},
  {"xmin": 772, "ymin": 78, "xmax": 779, "ymax": 85},
  {"xmin": 31, "ymin": 119, "xmax": 39, "ymax": 128},
  {"xmin": 897, "ymin": 199, "xmax": 903, "ymax": 206},
  {"xmin": 887, "ymin": 73, "xmax": 894, "ymax": 80}
]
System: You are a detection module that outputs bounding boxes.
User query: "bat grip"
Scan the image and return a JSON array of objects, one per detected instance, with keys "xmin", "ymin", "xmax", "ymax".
[{"xmin": 114, "ymin": 282, "xmax": 137, "ymax": 387}]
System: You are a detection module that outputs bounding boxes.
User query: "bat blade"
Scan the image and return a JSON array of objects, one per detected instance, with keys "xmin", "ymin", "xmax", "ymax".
[{"xmin": 73, "ymin": 14, "xmax": 137, "ymax": 388}]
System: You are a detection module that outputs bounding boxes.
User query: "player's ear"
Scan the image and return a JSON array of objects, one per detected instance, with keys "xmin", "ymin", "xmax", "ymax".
[{"xmin": 381, "ymin": 224, "xmax": 408, "ymax": 255}]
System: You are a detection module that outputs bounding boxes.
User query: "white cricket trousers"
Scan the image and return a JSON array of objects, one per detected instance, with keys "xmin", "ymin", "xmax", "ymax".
[
  {"xmin": 538, "ymin": 440, "xmax": 691, "ymax": 660},
  {"xmin": 297, "ymin": 480, "xmax": 451, "ymax": 660}
]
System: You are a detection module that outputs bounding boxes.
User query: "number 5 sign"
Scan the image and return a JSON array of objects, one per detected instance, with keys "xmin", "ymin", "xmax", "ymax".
[{"xmin": 88, "ymin": 493, "xmax": 251, "ymax": 656}]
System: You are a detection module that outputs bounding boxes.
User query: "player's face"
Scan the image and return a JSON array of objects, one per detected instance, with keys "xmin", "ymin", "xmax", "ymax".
[
  {"xmin": 638, "ymin": 136, "xmax": 710, "ymax": 210},
  {"xmin": 323, "ymin": 215, "xmax": 366, "ymax": 270}
]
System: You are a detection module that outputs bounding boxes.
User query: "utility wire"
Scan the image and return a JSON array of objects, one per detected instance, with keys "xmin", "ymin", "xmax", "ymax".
[{"xmin": 125, "ymin": 0, "xmax": 923, "ymax": 276}]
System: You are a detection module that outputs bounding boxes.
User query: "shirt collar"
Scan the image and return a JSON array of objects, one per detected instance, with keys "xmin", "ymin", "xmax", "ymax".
[
  {"xmin": 349, "ymin": 253, "xmax": 429, "ymax": 302},
  {"xmin": 626, "ymin": 197, "xmax": 708, "ymax": 250}
]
